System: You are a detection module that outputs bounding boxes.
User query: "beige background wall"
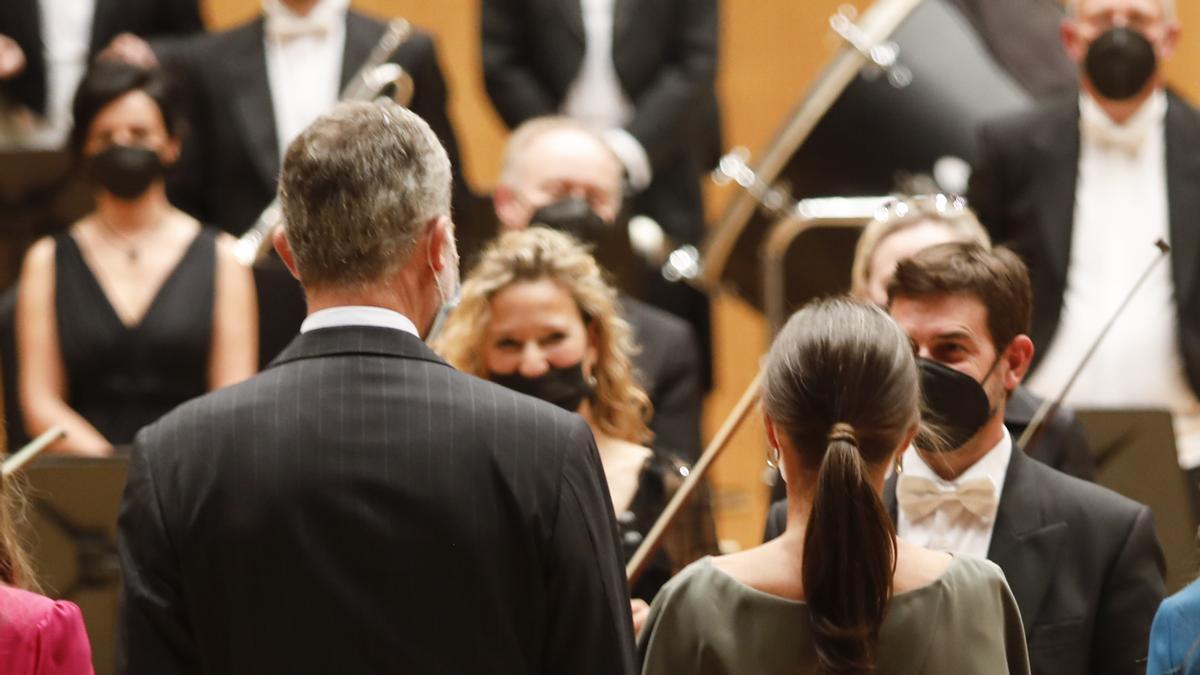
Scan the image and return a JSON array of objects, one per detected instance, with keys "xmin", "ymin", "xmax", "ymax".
[{"xmin": 203, "ymin": 0, "xmax": 1200, "ymax": 548}]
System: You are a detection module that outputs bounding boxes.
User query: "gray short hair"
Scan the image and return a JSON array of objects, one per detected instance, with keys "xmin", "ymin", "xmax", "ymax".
[
  {"xmin": 1067, "ymin": 0, "xmax": 1176, "ymax": 22},
  {"xmin": 497, "ymin": 116, "xmax": 620, "ymax": 187},
  {"xmin": 279, "ymin": 100, "xmax": 452, "ymax": 289}
]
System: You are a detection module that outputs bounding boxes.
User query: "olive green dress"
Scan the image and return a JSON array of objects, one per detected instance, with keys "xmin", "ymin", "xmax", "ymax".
[{"xmin": 638, "ymin": 555, "xmax": 1030, "ymax": 675}]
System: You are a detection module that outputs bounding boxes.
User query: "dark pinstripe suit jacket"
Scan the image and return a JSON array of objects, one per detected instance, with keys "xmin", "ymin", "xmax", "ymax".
[{"xmin": 117, "ymin": 325, "xmax": 637, "ymax": 674}]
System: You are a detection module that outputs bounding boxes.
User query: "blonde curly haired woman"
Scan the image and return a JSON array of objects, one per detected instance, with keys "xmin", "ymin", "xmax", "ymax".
[{"xmin": 434, "ymin": 227, "xmax": 718, "ymax": 618}]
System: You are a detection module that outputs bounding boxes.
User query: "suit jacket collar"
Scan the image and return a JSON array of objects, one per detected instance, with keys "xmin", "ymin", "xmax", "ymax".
[
  {"xmin": 267, "ymin": 325, "xmax": 450, "ymax": 370},
  {"xmin": 89, "ymin": 0, "xmax": 114, "ymax": 56},
  {"xmin": 1029, "ymin": 95, "xmax": 1081, "ymax": 286},
  {"xmin": 885, "ymin": 449, "xmax": 1065, "ymax": 630},
  {"xmin": 341, "ymin": 11, "xmax": 385, "ymax": 93},
  {"xmin": 1165, "ymin": 91, "xmax": 1200, "ymax": 302}
]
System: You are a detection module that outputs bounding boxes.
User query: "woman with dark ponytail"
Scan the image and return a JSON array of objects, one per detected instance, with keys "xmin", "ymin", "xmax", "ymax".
[{"xmin": 638, "ymin": 298, "xmax": 1029, "ymax": 675}]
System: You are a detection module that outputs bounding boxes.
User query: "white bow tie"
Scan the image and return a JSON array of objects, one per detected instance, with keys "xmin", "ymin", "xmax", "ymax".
[
  {"xmin": 264, "ymin": 14, "xmax": 333, "ymax": 40},
  {"xmin": 896, "ymin": 474, "xmax": 998, "ymax": 523},
  {"xmin": 1081, "ymin": 115, "xmax": 1149, "ymax": 156}
]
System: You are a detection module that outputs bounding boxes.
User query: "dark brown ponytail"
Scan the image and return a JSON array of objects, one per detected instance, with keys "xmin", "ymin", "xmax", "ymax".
[
  {"xmin": 803, "ymin": 424, "xmax": 896, "ymax": 674},
  {"xmin": 761, "ymin": 298, "xmax": 919, "ymax": 675}
]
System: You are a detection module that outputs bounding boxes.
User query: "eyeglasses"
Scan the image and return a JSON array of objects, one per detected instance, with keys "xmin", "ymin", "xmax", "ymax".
[{"xmin": 872, "ymin": 194, "xmax": 969, "ymax": 224}]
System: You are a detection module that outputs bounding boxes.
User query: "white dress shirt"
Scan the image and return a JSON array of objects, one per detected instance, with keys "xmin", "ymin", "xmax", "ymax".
[
  {"xmin": 300, "ymin": 306, "xmax": 419, "ymax": 337},
  {"xmin": 262, "ymin": 0, "xmax": 347, "ymax": 158},
  {"xmin": 896, "ymin": 427, "xmax": 1012, "ymax": 559},
  {"xmin": 2, "ymin": 0, "xmax": 97, "ymax": 148},
  {"xmin": 559, "ymin": 0, "xmax": 652, "ymax": 190},
  {"xmin": 1026, "ymin": 90, "xmax": 1200, "ymax": 469}
]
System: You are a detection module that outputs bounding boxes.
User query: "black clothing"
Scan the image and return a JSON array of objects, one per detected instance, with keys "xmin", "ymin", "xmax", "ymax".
[
  {"xmin": 118, "ymin": 325, "xmax": 637, "ymax": 674},
  {"xmin": 54, "ymin": 228, "xmax": 213, "ymax": 445},
  {"xmin": 764, "ymin": 449, "xmax": 1165, "ymax": 675}
]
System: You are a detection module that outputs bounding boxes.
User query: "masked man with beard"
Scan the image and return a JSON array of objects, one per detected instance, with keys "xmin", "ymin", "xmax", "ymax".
[
  {"xmin": 968, "ymin": 0, "xmax": 1200, "ymax": 508},
  {"xmin": 493, "ymin": 116, "xmax": 704, "ymax": 460},
  {"xmin": 765, "ymin": 243, "xmax": 1165, "ymax": 675}
]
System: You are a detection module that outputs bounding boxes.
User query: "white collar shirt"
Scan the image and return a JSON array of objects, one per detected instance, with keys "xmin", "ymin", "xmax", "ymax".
[
  {"xmin": 1026, "ymin": 90, "xmax": 1200, "ymax": 469},
  {"xmin": 896, "ymin": 427, "xmax": 1013, "ymax": 559},
  {"xmin": 262, "ymin": 0, "xmax": 347, "ymax": 158},
  {"xmin": 300, "ymin": 306, "xmax": 419, "ymax": 338}
]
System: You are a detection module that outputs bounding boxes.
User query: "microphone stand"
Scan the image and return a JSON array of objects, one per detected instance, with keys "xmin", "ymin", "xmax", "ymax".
[{"xmin": 1017, "ymin": 239, "xmax": 1171, "ymax": 451}]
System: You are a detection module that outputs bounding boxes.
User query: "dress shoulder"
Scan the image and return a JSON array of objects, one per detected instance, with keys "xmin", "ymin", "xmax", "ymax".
[{"xmin": 0, "ymin": 587, "xmax": 95, "ymax": 675}]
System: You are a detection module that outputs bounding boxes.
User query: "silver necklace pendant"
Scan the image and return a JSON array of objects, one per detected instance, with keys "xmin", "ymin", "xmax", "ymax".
[{"xmin": 127, "ymin": 248, "xmax": 138, "ymax": 264}]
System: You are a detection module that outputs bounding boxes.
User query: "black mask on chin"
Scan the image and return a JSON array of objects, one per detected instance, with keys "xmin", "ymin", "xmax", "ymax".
[
  {"xmin": 1084, "ymin": 26, "xmax": 1158, "ymax": 101},
  {"xmin": 917, "ymin": 358, "xmax": 997, "ymax": 451},
  {"xmin": 529, "ymin": 198, "xmax": 610, "ymax": 241},
  {"xmin": 86, "ymin": 144, "xmax": 165, "ymax": 200},
  {"xmin": 490, "ymin": 362, "xmax": 592, "ymax": 413}
]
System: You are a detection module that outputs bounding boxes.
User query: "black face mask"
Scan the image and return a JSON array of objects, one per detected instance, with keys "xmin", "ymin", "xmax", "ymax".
[
  {"xmin": 86, "ymin": 144, "xmax": 165, "ymax": 200},
  {"xmin": 917, "ymin": 358, "xmax": 995, "ymax": 451},
  {"xmin": 529, "ymin": 198, "xmax": 610, "ymax": 241},
  {"xmin": 1084, "ymin": 26, "xmax": 1157, "ymax": 101},
  {"xmin": 490, "ymin": 362, "xmax": 592, "ymax": 413}
]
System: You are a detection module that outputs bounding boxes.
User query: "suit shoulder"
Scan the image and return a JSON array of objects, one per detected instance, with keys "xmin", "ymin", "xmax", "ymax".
[{"xmin": 1027, "ymin": 458, "xmax": 1148, "ymax": 523}]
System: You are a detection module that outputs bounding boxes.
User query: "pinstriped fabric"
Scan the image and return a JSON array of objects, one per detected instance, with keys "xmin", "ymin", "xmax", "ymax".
[{"xmin": 117, "ymin": 325, "xmax": 638, "ymax": 674}]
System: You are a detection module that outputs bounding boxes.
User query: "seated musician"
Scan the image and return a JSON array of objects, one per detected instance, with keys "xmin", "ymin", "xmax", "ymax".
[
  {"xmin": 16, "ymin": 61, "xmax": 256, "ymax": 455},
  {"xmin": 494, "ymin": 116, "xmax": 705, "ymax": 461},
  {"xmin": 433, "ymin": 227, "xmax": 719, "ymax": 625}
]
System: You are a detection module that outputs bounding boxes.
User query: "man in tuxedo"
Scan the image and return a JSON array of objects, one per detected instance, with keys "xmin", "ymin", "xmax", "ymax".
[
  {"xmin": 494, "ymin": 116, "xmax": 704, "ymax": 459},
  {"xmin": 154, "ymin": 0, "xmax": 465, "ymax": 238},
  {"xmin": 481, "ymin": 0, "xmax": 718, "ymax": 382},
  {"xmin": 0, "ymin": 0, "xmax": 201, "ymax": 148},
  {"xmin": 765, "ymin": 243, "xmax": 1165, "ymax": 675},
  {"xmin": 117, "ymin": 100, "xmax": 637, "ymax": 674},
  {"xmin": 968, "ymin": 0, "xmax": 1200, "ymax": 492}
]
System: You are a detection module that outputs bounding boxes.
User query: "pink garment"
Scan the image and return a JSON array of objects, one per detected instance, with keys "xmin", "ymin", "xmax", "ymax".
[{"xmin": 0, "ymin": 585, "xmax": 94, "ymax": 675}]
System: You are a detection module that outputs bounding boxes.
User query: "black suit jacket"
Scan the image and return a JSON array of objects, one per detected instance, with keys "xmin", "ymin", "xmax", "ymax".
[
  {"xmin": 622, "ymin": 295, "xmax": 702, "ymax": 460},
  {"xmin": 764, "ymin": 449, "xmax": 1165, "ymax": 675},
  {"xmin": 969, "ymin": 91, "xmax": 1200, "ymax": 395},
  {"xmin": 0, "ymin": 0, "xmax": 202, "ymax": 115},
  {"xmin": 118, "ymin": 326, "xmax": 637, "ymax": 674},
  {"xmin": 155, "ymin": 12, "xmax": 466, "ymax": 236},
  {"xmin": 481, "ymin": 0, "xmax": 719, "ymax": 244}
]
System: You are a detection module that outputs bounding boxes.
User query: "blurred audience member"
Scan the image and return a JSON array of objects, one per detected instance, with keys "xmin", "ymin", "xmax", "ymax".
[
  {"xmin": 434, "ymin": 227, "xmax": 718, "ymax": 609},
  {"xmin": 1148, "ymin": 572, "xmax": 1200, "ymax": 675},
  {"xmin": 16, "ymin": 62, "xmax": 256, "ymax": 456},
  {"xmin": 0, "ymin": 0, "xmax": 201, "ymax": 148},
  {"xmin": 494, "ymin": 116, "xmax": 704, "ymax": 459}
]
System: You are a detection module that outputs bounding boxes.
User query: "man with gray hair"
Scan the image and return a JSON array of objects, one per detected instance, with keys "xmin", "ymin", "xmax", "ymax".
[{"xmin": 117, "ymin": 100, "xmax": 637, "ymax": 674}]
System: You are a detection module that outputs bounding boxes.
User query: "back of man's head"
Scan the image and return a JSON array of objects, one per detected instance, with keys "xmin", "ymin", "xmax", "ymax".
[
  {"xmin": 887, "ymin": 242, "xmax": 1032, "ymax": 351},
  {"xmin": 279, "ymin": 100, "xmax": 452, "ymax": 289}
]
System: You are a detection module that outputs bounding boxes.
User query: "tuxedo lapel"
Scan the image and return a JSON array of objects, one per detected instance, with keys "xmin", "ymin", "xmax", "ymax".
[
  {"xmin": 556, "ymin": 0, "xmax": 585, "ymax": 42},
  {"xmin": 612, "ymin": 0, "xmax": 636, "ymax": 47},
  {"xmin": 986, "ymin": 450, "xmax": 1066, "ymax": 631},
  {"xmin": 1029, "ymin": 99, "xmax": 1081, "ymax": 286},
  {"xmin": 225, "ymin": 19, "xmax": 281, "ymax": 191},
  {"xmin": 1165, "ymin": 93, "xmax": 1200, "ymax": 305},
  {"xmin": 341, "ymin": 12, "xmax": 384, "ymax": 93},
  {"xmin": 89, "ymin": 0, "xmax": 114, "ymax": 55}
]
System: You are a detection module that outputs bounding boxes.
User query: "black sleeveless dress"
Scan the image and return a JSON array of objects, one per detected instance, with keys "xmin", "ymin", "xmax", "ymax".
[{"xmin": 54, "ymin": 228, "xmax": 216, "ymax": 445}]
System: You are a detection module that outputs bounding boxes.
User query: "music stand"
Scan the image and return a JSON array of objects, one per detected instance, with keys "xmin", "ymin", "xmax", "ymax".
[
  {"xmin": 1073, "ymin": 409, "xmax": 1197, "ymax": 592},
  {"xmin": 20, "ymin": 455, "xmax": 130, "ymax": 675}
]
